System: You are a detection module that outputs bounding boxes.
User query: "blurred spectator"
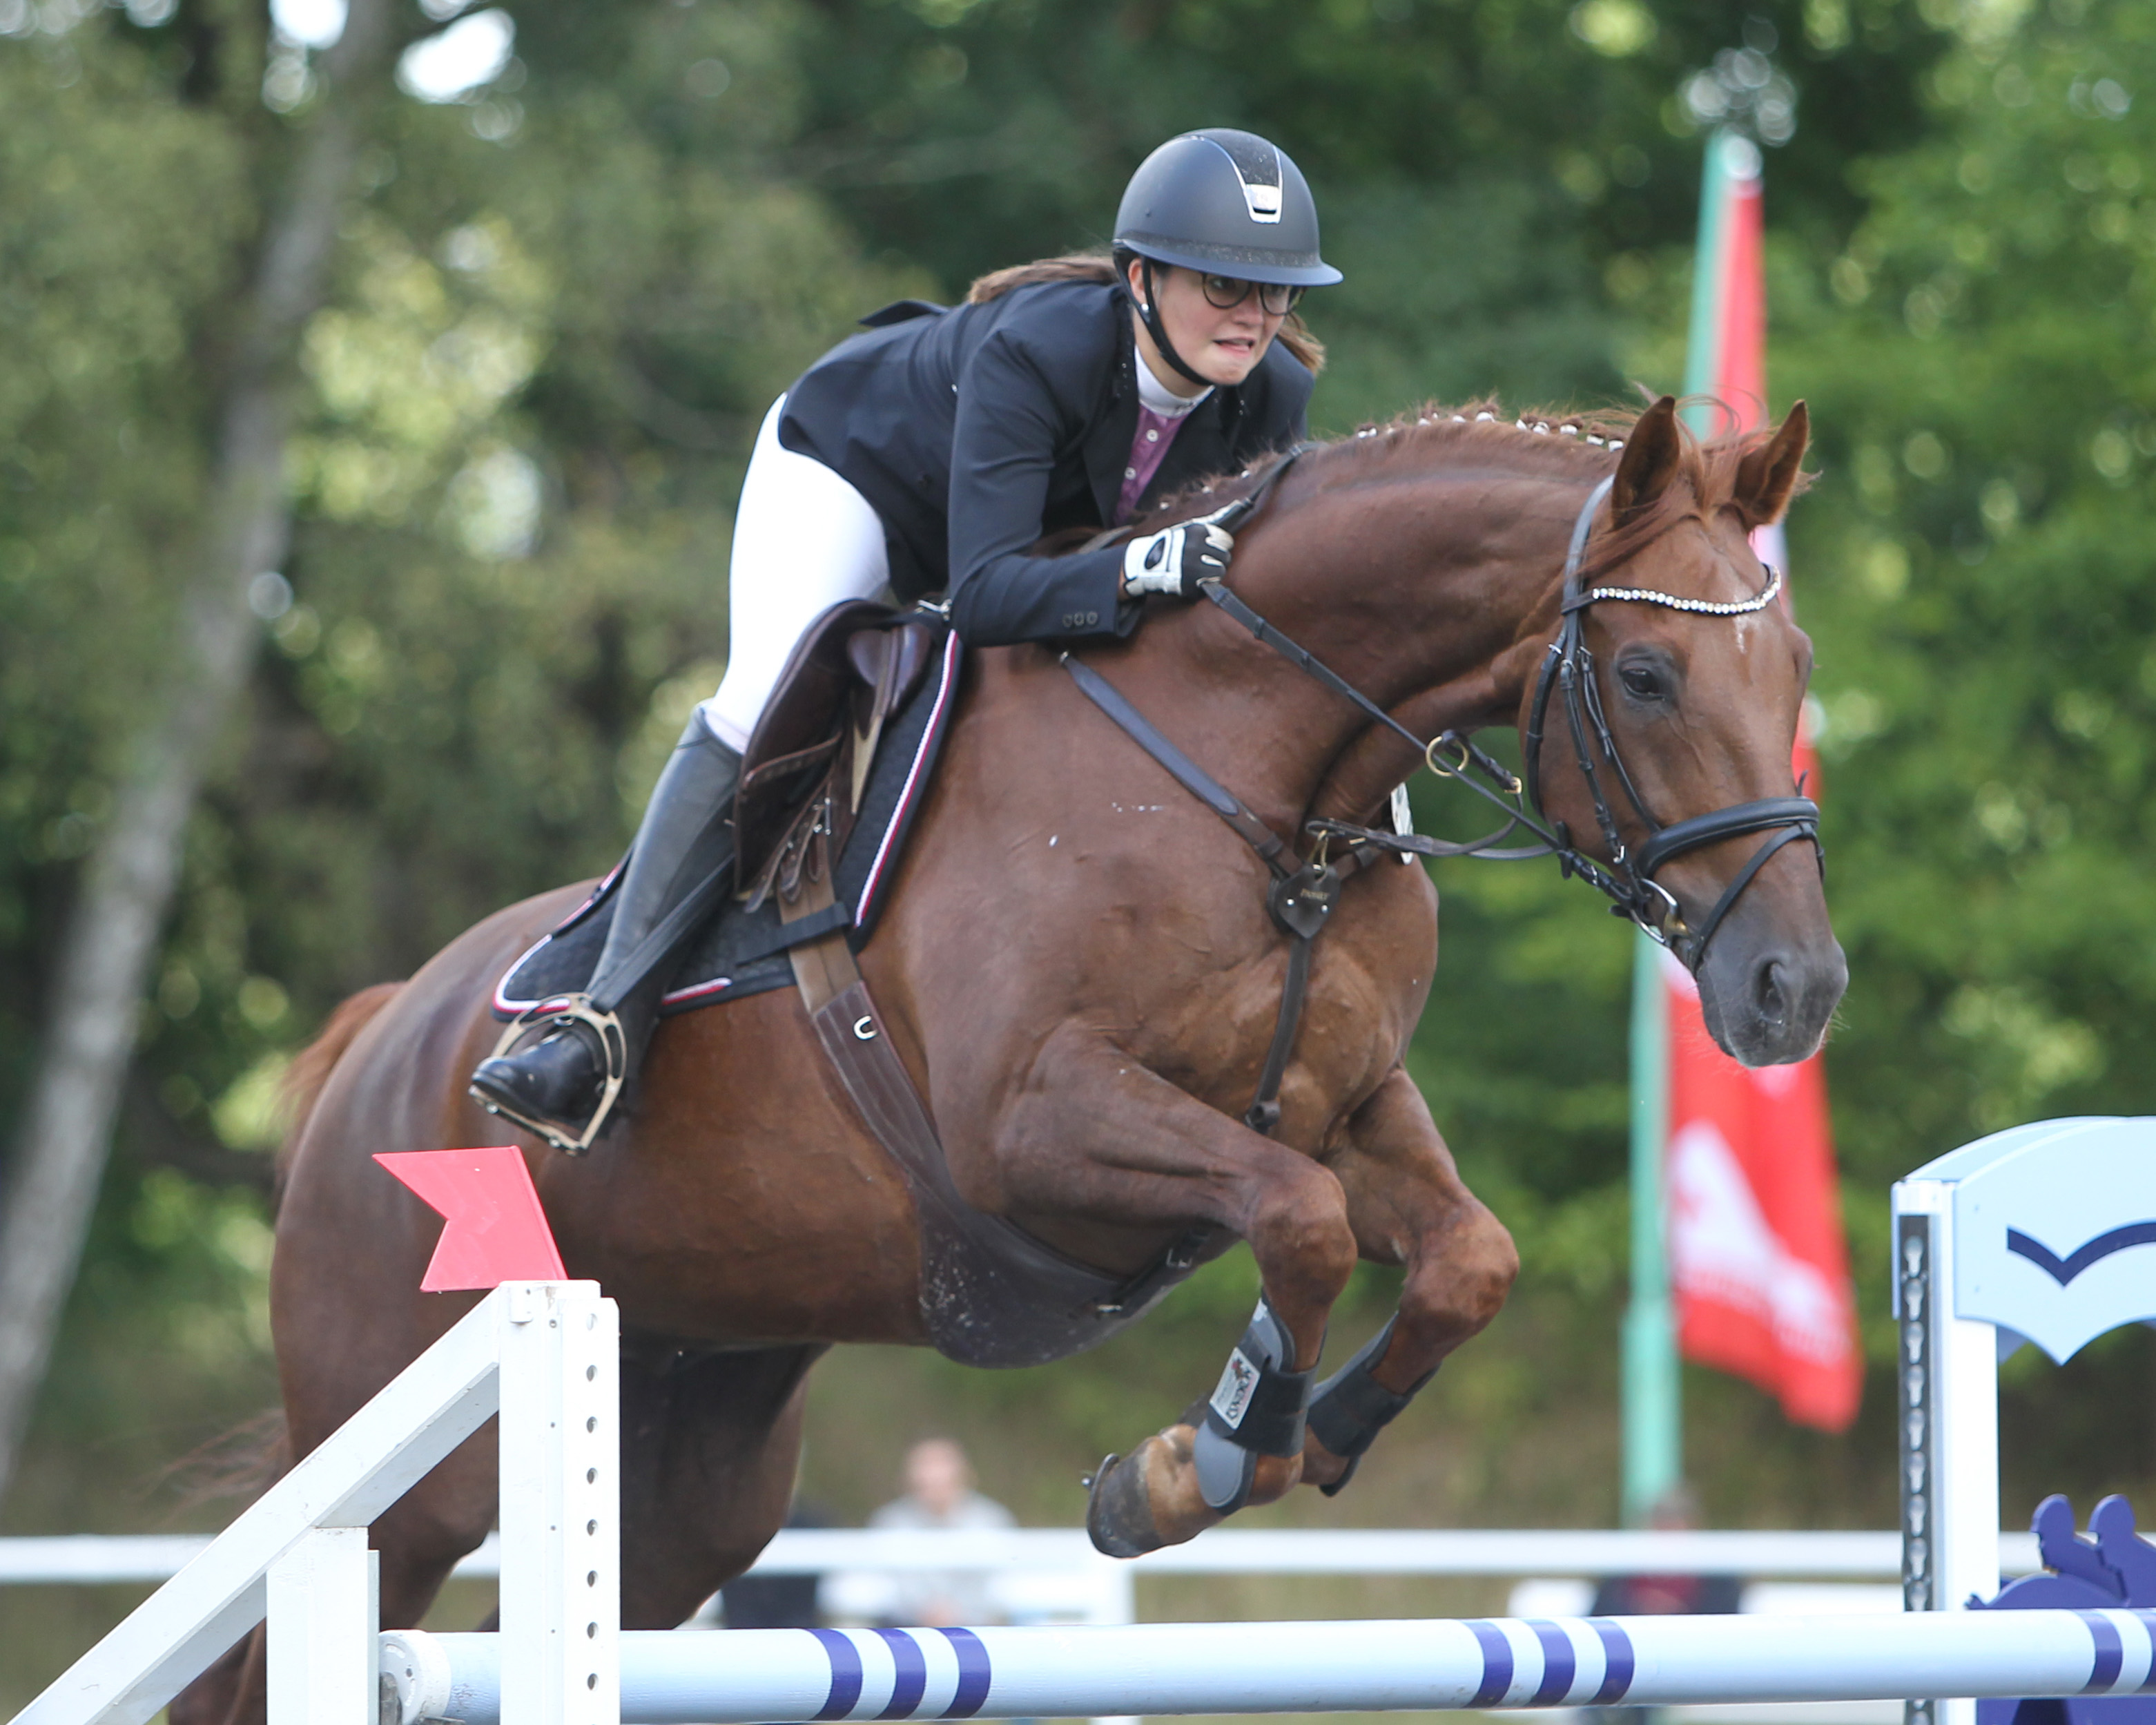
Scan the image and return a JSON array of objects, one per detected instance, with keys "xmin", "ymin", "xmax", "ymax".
[
  {"xmin": 1584, "ymin": 1485, "xmax": 1741, "ymax": 1725},
  {"xmin": 719, "ymin": 1498, "xmax": 833, "ymax": 1628},
  {"xmin": 868, "ymin": 1436, "xmax": 1014, "ymax": 1626}
]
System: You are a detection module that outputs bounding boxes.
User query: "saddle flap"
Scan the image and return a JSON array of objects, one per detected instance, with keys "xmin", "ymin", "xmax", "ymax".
[
  {"xmin": 845, "ymin": 620, "xmax": 937, "ymax": 709},
  {"xmin": 846, "ymin": 623, "xmax": 938, "ymax": 809},
  {"xmin": 737, "ymin": 603, "xmax": 943, "ymax": 888},
  {"xmin": 737, "ymin": 599, "xmax": 897, "ymax": 884}
]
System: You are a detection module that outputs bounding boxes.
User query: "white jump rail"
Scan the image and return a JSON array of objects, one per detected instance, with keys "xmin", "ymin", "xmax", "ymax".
[
  {"xmin": 15, "ymin": 1118, "xmax": 2156, "ymax": 1725},
  {"xmin": 9, "ymin": 1281, "xmax": 619, "ymax": 1725},
  {"xmin": 378, "ymin": 1606, "xmax": 2156, "ymax": 1723}
]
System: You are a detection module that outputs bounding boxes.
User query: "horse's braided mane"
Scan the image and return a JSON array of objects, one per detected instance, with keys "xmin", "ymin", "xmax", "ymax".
[{"xmin": 1143, "ymin": 396, "xmax": 1802, "ymax": 588}]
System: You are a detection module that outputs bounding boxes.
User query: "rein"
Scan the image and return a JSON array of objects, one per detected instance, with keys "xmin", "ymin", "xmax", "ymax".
[{"xmin": 1071, "ymin": 447, "xmax": 1823, "ymax": 975}]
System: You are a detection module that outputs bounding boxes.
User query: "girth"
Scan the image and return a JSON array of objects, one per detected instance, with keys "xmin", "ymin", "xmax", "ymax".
[{"xmin": 779, "ymin": 835, "xmax": 1214, "ymax": 1346}]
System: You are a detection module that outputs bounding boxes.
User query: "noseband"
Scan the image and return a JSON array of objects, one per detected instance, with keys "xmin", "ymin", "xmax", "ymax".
[{"xmin": 1519, "ymin": 474, "xmax": 1823, "ymax": 967}]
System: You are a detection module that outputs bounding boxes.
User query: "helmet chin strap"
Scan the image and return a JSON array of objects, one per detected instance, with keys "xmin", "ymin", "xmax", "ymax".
[{"xmin": 1132, "ymin": 258, "xmax": 1217, "ymax": 392}]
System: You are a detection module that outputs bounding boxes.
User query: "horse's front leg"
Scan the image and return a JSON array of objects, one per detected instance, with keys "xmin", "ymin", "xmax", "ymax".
[
  {"xmin": 973, "ymin": 1023, "xmax": 1359, "ymax": 1556},
  {"xmin": 1298, "ymin": 1064, "xmax": 1519, "ymax": 1494}
]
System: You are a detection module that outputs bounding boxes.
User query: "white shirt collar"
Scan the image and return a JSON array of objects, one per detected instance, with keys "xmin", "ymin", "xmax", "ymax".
[{"xmin": 1135, "ymin": 354, "xmax": 1212, "ymax": 419}]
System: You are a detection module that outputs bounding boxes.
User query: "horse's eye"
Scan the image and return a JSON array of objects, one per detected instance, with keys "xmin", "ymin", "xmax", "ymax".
[{"xmin": 1619, "ymin": 664, "xmax": 1665, "ymax": 701}]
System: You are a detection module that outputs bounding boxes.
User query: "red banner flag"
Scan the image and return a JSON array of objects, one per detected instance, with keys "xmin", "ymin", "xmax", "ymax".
[{"xmin": 1662, "ymin": 137, "xmax": 1860, "ymax": 1432}]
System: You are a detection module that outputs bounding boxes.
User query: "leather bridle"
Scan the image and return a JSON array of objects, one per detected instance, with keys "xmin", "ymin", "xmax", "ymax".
[{"xmin": 1519, "ymin": 474, "xmax": 1823, "ymax": 967}]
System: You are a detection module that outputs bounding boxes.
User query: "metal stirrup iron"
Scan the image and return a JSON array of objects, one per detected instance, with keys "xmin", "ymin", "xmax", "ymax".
[
  {"xmin": 1190, "ymin": 1298, "xmax": 1315, "ymax": 1513},
  {"xmin": 477, "ymin": 997, "xmax": 629, "ymax": 1157}
]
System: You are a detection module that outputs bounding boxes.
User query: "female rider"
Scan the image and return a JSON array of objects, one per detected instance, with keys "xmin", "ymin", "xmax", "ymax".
[{"xmin": 472, "ymin": 126, "xmax": 1342, "ymax": 1152}]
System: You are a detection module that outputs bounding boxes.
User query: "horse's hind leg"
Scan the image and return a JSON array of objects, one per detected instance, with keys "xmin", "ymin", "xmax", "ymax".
[
  {"xmin": 617, "ymin": 1340, "xmax": 826, "ymax": 1628},
  {"xmin": 166, "ymin": 1631, "xmax": 263, "ymax": 1725},
  {"xmin": 1298, "ymin": 1066, "xmax": 1517, "ymax": 1494}
]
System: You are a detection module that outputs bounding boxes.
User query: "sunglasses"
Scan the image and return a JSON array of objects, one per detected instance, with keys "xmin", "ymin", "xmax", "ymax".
[{"xmin": 1198, "ymin": 273, "xmax": 1305, "ymax": 316}]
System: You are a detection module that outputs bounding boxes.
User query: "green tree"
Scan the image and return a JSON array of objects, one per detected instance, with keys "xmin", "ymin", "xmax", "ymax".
[
  {"xmin": 0, "ymin": 0, "xmax": 920, "ymax": 1535},
  {"xmin": 0, "ymin": 0, "xmax": 409, "ymax": 1503}
]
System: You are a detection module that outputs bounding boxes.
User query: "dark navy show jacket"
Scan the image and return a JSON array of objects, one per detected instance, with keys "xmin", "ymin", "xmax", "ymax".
[{"xmin": 775, "ymin": 278, "xmax": 1314, "ymax": 647}]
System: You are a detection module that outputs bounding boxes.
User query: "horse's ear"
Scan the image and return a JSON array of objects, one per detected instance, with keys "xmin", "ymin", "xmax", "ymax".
[
  {"xmin": 1611, "ymin": 396, "xmax": 1684, "ymax": 521},
  {"xmin": 1733, "ymin": 400, "xmax": 1809, "ymax": 528}
]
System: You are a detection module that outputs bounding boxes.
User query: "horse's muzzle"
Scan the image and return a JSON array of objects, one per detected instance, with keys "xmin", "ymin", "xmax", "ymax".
[{"xmin": 1697, "ymin": 924, "xmax": 1848, "ymax": 1067}]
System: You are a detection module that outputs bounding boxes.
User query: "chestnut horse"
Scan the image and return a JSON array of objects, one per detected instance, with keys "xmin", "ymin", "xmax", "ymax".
[{"xmin": 178, "ymin": 395, "xmax": 1841, "ymax": 1725}]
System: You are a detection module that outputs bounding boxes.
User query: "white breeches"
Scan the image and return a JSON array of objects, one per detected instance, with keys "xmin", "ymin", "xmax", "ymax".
[{"xmin": 699, "ymin": 394, "xmax": 891, "ymax": 751}]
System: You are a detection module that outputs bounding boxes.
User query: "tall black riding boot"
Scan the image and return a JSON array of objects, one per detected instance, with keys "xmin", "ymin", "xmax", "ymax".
[{"xmin": 471, "ymin": 714, "xmax": 741, "ymax": 1152}]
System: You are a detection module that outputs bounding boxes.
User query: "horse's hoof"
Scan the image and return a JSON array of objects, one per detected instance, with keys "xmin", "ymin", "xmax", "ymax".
[{"xmin": 1085, "ymin": 1451, "xmax": 1165, "ymax": 1559}]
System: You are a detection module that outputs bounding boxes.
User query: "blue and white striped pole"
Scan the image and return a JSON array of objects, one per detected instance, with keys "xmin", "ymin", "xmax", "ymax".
[{"xmin": 385, "ymin": 1608, "xmax": 2156, "ymax": 1725}]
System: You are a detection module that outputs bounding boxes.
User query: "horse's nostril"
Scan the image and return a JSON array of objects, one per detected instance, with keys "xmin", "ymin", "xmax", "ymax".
[{"xmin": 1753, "ymin": 956, "xmax": 1791, "ymax": 1028}]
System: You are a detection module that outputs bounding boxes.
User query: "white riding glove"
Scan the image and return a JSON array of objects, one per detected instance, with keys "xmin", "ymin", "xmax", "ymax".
[{"xmin": 1121, "ymin": 516, "xmax": 1235, "ymax": 600}]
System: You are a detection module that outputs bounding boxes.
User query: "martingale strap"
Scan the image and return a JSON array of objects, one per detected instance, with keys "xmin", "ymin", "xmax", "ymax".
[
  {"xmin": 1061, "ymin": 657, "xmax": 1292, "ymax": 878},
  {"xmin": 1063, "ymin": 612, "xmax": 1344, "ymax": 1312},
  {"xmin": 1062, "ymin": 652, "xmax": 1334, "ymax": 1141}
]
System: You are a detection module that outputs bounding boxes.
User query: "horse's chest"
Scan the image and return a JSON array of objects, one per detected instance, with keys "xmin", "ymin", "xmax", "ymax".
[{"xmin": 1136, "ymin": 871, "xmax": 1436, "ymax": 1115}]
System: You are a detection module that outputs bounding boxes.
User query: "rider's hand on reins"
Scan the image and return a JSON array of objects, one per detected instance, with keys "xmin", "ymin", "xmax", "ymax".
[{"xmin": 1121, "ymin": 515, "xmax": 1234, "ymax": 599}]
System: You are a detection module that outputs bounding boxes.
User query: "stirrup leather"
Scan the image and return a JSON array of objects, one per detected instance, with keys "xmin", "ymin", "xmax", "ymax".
[{"xmin": 473, "ymin": 996, "xmax": 628, "ymax": 1157}]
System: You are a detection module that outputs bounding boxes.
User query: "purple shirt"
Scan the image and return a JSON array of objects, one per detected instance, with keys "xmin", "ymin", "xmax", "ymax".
[{"xmin": 1116, "ymin": 405, "xmax": 1189, "ymax": 524}]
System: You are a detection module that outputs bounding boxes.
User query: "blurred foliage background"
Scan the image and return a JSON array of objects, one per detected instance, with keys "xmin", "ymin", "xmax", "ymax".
[{"xmin": 8, "ymin": 0, "xmax": 2156, "ymax": 1702}]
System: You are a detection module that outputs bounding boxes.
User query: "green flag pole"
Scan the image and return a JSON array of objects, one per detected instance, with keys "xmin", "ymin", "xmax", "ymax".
[
  {"xmin": 1620, "ymin": 126, "xmax": 1737, "ymax": 1528},
  {"xmin": 1622, "ymin": 927, "xmax": 1676, "ymax": 1525}
]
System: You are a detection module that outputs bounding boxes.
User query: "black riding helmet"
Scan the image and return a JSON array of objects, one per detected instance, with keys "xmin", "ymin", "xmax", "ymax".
[{"xmin": 1114, "ymin": 128, "xmax": 1341, "ymax": 387}]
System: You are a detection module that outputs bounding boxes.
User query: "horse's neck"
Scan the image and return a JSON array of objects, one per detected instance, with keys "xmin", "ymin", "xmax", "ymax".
[{"xmin": 1193, "ymin": 469, "xmax": 1575, "ymax": 829}]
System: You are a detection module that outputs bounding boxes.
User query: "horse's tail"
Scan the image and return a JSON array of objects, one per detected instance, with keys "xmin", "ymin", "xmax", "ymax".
[{"xmin": 278, "ymin": 981, "xmax": 405, "ymax": 1173}]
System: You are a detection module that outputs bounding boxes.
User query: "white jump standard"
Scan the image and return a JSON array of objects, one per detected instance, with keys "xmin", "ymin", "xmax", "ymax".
[{"xmin": 1893, "ymin": 1118, "xmax": 2156, "ymax": 1725}]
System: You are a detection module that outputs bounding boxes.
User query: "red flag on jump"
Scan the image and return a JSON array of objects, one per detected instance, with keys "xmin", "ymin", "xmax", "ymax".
[
  {"xmin": 1662, "ymin": 139, "xmax": 1860, "ymax": 1432},
  {"xmin": 376, "ymin": 1146, "xmax": 567, "ymax": 1291}
]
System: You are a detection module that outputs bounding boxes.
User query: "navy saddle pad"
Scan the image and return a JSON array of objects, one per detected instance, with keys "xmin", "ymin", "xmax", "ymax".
[{"xmin": 494, "ymin": 632, "xmax": 962, "ymax": 1021}]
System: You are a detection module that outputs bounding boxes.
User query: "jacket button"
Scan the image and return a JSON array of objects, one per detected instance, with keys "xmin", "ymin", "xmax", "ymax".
[{"xmin": 1084, "ymin": 611, "xmax": 1099, "ymax": 626}]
